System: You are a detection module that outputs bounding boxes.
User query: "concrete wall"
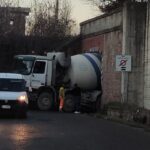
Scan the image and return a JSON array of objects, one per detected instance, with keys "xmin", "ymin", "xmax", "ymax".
[
  {"xmin": 80, "ymin": 9, "xmax": 122, "ymax": 36},
  {"xmin": 144, "ymin": 2, "xmax": 150, "ymax": 109},
  {"xmin": 80, "ymin": 9, "xmax": 123, "ymax": 104},
  {"xmin": 123, "ymin": 2, "xmax": 146, "ymax": 107},
  {"xmin": 80, "ymin": 2, "xmax": 147, "ymax": 108}
]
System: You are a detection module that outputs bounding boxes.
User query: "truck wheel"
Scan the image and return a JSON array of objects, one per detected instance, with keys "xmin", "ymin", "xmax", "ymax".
[
  {"xmin": 37, "ymin": 92, "xmax": 53, "ymax": 111},
  {"xmin": 63, "ymin": 94, "xmax": 75, "ymax": 112}
]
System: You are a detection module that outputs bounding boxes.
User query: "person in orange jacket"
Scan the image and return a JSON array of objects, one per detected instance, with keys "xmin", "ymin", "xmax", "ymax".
[{"xmin": 59, "ymin": 85, "xmax": 65, "ymax": 111}]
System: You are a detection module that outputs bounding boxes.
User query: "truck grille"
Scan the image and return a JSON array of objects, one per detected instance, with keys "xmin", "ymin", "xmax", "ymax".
[{"xmin": 0, "ymin": 100, "xmax": 18, "ymax": 105}]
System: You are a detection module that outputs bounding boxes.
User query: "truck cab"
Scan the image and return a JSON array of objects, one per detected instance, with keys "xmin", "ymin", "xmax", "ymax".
[{"xmin": 13, "ymin": 55, "xmax": 55, "ymax": 110}]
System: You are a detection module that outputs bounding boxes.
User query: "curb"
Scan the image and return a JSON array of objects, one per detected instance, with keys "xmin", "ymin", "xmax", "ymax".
[{"xmin": 93, "ymin": 113, "xmax": 150, "ymax": 132}]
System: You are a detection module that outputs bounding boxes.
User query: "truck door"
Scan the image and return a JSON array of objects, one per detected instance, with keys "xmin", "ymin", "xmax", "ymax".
[{"xmin": 31, "ymin": 60, "xmax": 47, "ymax": 89}]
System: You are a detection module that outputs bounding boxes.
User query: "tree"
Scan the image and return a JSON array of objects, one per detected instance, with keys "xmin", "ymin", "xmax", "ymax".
[
  {"xmin": 58, "ymin": 0, "xmax": 76, "ymax": 36},
  {"xmin": 27, "ymin": 0, "xmax": 75, "ymax": 38},
  {"xmin": 85, "ymin": 0, "xmax": 147, "ymax": 12},
  {"xmin": 0, "ymin": 0, "xmax": 20, "ymax": 7}
]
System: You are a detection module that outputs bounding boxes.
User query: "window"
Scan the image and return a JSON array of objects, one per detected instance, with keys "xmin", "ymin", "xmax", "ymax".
[
  {"xmin": 10, "ymin": 20, "xmax": 14, "ymax": 26},
  {"xmin": 33, "ymin": 61, "xmax": 46, "ymax": 74},
  {"xmin": 13, "ymin": 58, "xmax": 34, "ymax": 75}
]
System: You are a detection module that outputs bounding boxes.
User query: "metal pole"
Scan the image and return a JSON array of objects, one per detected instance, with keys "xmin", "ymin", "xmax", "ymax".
[{"xmin": 122, "ymin": 1, "xmax": 128, "ymax": 103}]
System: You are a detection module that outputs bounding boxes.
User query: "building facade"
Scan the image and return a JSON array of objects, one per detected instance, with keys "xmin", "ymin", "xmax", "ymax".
[
  {"xmin": 0, "ymin": 7, "xmax": 30, "ymax": 72},
  {"xmin": 0, "ymin": 7, "xmax": 30, "ymax": 36}
]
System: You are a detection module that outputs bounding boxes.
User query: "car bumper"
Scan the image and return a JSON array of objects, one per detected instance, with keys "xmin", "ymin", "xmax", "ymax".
[{"xmin": 0, "ymin": 101, "xmax": 28, "ymax": 115}]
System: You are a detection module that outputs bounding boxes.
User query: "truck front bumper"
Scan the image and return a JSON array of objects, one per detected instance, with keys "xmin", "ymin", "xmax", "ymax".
[{"xmin": 0, "ymin": 100, "xmax": 28, "ymax": 115}]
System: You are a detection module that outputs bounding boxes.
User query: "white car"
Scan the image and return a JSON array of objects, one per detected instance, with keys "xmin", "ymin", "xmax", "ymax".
[{"xmin": 0, "ymin": 73, "xmax": 28, "ymax": 118}]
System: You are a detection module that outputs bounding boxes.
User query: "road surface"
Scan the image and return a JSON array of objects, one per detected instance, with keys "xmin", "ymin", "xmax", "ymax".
[{"xmin": 0, "ymin": 111, "xmax": 150, "ymax": 150}]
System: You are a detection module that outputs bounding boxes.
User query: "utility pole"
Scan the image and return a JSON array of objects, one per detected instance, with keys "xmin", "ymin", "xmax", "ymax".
[{"xmin": 55, "ymin": 0, "xmax": 59, "ymax": 23}]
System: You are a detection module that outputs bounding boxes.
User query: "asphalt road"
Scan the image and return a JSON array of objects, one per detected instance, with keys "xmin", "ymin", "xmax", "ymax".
[{"xmin": 0, "ymin": 111, "xmax": 150, "ymax": 150}]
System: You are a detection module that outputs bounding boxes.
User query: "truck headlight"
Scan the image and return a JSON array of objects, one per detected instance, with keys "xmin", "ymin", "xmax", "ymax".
[{"xmin": 18, "ymin": 95, "xmax": 28, "ymax": 104}]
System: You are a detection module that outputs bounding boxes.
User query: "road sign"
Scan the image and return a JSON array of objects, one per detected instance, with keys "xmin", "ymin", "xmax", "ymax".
[{"xmin": 116, "ymin": 55, "xmax": 131, "ymax": 72}]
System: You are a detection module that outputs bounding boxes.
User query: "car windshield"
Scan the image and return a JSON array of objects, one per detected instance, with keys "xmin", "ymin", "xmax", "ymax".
[
  {"xmin": 13, "ymin": 57, "xmax": 34, "ymax": 75},
  {"xmin": 0, "ymin": 79, "xmax": 26, "ymax": 92}
]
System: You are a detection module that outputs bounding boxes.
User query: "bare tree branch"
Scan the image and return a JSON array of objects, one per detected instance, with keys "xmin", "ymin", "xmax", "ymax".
[
  {"xmin": 0, "ymin": 0, "xmax": 18, "ymax": 7},
  {"xmin": 84, "ymin": 0, "xmax": 147, "ymax": 12},
  {"xmin": 28, "ymin": 0, "xmax": 75, "ymax": 38}
]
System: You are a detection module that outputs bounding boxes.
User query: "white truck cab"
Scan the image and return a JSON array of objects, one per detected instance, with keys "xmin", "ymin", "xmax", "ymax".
[{"xmin": 0, "ymin": 73, "xmax": 28, "ymax": 118}]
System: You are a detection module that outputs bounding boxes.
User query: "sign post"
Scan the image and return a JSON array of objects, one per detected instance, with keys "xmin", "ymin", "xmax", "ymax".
[{"xmin": 116, "ymin": 55, "xmax": 131, "ymax": 103}]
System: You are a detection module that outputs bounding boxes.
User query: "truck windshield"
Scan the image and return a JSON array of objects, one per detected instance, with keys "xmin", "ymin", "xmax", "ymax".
[
  {"xmin": 13, "ymin": 57, "xmax": 34, "ymax": 75},
  {"xmin": 0, "ymin": 79, "xmax": 26, "ymax": 92}
]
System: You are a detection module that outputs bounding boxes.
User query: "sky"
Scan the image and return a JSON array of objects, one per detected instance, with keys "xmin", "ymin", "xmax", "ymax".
[
  {"xmin": 69, "ymin": 0, "xmax": 100, "ymax": 24},
  {"xmin": 20, "ymin": 0, "xmax": 101, "ymax": 33},
  {"xmin": 68, "ymin": 0, "xmax": 101, "ymax": 32}
]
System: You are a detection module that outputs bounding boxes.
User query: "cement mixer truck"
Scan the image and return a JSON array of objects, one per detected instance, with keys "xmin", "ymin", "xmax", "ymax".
[{"xmin": 12, "ymin": 52, "xmax": 102, "ymax": 112}]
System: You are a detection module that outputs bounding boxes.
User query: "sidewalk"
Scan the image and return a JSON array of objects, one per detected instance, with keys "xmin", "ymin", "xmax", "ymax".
[{"xmin": 94, "ymin": 112, "xmax": 150, "ymax": 132}]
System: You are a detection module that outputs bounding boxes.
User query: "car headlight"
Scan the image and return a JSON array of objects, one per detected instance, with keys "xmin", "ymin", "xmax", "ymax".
[{"xmin": 18, "ymin": 95, "xmax": 28, "ymax": 104}]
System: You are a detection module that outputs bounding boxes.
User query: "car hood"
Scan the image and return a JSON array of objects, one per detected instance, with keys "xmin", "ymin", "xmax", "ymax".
[{"xmin": 0, "ymin": 91, "xmax": 26, "ymax": 100}]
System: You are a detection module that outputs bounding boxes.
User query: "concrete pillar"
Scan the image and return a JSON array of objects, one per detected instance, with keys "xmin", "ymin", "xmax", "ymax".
[
  {"xmin": 122, "ymin": 2, "xmax": 147, "ymax": 106},
  {"xmin": 144, "ymin": 1, "xmax": 150, "ymax": 110},
  {"xmin": 121, "ymin": 2, "xmax": 129, "ymax": 103}
]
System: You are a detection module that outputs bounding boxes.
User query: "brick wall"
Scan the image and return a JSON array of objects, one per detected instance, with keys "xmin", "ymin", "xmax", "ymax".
[
  {"xmin": 80, "ymin": 9, "xmax": 123, "ymax": 105},
  {"xmin": 82, "ymin": 35, "xmax": 104, "ymax": 52},
  {"xmin": 81, "ymin": 30, "xmax": 122, "ymax": 104}
]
